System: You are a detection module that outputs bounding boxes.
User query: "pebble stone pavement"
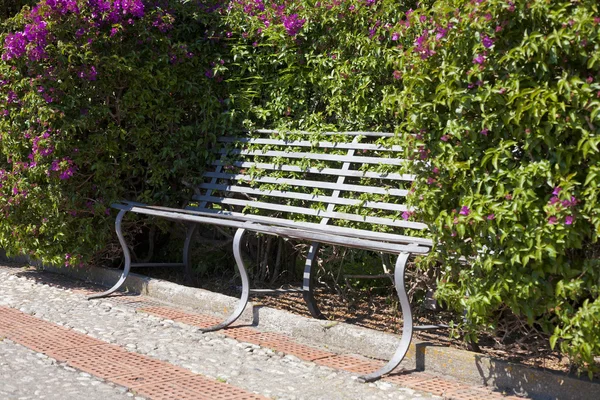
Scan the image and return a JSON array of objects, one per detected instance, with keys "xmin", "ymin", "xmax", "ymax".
[{"xmin": 0, "ymin": 264, "xmax": 441, "ymax": 400}]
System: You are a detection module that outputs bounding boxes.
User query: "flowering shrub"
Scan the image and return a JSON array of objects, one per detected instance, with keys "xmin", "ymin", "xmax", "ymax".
[
  {"xmin": 1, "ymin": 0, "xmax": 599, "ymax": 375},
  {"xmin": 223, "ymin": 0, "xmax": 421, "ymax": 129},
  {"xmin": 224, "ymin": 0, "xmax": 600, "ymax": 374},
  {"xmin": 389, "ymin": 0, "xmax": 600, "ymax": 375},
  {"xmin": 0, "ymin": 0, "xmax": 227, "ymax": 266}
]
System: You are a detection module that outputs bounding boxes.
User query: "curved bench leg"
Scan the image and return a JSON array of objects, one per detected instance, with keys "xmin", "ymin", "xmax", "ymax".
[
  {"xmin": 199, "ymin": 228, "xmax": 251, "ymax": 332},
  {"xmin": 302, "ymin": 241, "xmax": 325, "ymax": 319},
  {"xmin": 183, "ymin": 224, "xmax": 197, "ymax": 284},
  {"xmin": 88, "ymin": 210, "xmax": 132, "ymax": 300},
  {"xmin": 359, "ymin": 252, "xmax": 413, "ymax": 382}
]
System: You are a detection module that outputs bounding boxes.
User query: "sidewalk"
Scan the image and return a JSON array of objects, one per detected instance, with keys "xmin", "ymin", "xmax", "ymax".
[
  {"xmin": 0, "ymin": 267, "xmax": 442, "ymax": 400},
  {"xmin": 0, "ymin": 264, "xmax": 519, "ymax": 400}
]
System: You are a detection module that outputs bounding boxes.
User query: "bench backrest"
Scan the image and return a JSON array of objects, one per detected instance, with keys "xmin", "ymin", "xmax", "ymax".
[{"xmin": 186, "ymin": 129, "xmax": 427, "ymax": 237}]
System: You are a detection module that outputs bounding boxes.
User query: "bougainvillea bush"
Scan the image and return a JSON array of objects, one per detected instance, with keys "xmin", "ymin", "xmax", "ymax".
[
  {"xmin": 1, "ymin": 0, "xmax": 599, "ymax": 375},
  {"xmin": 223, "ymin": 0, "xmax": 600, "ymax": 374},
  {"xmin": 223, "ymin": 0, "xmax": 422, "ymax": 130},
  {"xmin": 386, "ymin": 0, "xmax": 600, "ymax": 375},
  {"xmin": 0, "ymin": 0, "xmax": 227, "ymax": 266}
]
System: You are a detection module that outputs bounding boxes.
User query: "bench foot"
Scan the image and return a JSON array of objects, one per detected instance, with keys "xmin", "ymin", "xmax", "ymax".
[
  {"xmin": 88, "ymin": 210, "xmax": 132, "ymax": 300},
  {"xmin": 302, "ymin": 242, "xmax": 325, "ymax": 319},
  {"xmin": 198, "ymin": 228, "xmax": 251, "ymax": 332},
  {"xmin": 358, "ymin": 252, "xmax": 413, "ymax": 382}
]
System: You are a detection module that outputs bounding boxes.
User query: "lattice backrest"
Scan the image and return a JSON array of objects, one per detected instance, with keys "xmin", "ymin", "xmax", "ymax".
[{"xmin": 187, "ymin": 129, "xmax": 425, "ymax": 233}]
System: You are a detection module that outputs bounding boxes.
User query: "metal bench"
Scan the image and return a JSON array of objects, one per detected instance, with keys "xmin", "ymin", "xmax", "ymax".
[{"xmin": 91, "ymin": 129, "xmax": 446, "ymax": 381}]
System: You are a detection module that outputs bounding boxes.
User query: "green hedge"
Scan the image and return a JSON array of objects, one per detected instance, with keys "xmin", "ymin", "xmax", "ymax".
[
  {"xmin": 1, "ymin": 0, "xmax": 598, "ymax": 375},
  {"xmin": 223, "ymin": 0, "xmax": 600, "ymax": 375},
  {"xmin": 0, "ymin": 0, "xmax": 229, "ymax": 266},
  {"xmin": 389, "ymin": 0, "xmax": 600, "ymax": 376}
]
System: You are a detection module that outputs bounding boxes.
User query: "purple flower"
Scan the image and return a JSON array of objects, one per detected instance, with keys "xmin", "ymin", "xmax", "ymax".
[
  {"xmin": 552, "ymin": 186, "xmax": 561, "ymax": 195},
  {"xmin": 481, "ymin": 35, "xmax": 494, "ymax": 48},
  {"xmin": 282, "ymin": 14, "xmax": 306, "ymax": 37},
  {"xmin": 435, "ymin": 28, "xmax": 447, "ymax": 40},
  {"xmin": 459, "ymin": 206, "xmax": 470, "ymax": 216},
  {"xmin": 391, "ymin": 32, "xmax": 400, "ymax": 41},
  {"xmin": 565, "ymin": 215, "xmax": 574, "ymax": 225},
  {"xmin": 473, "ymin": 54, "xmax": 485, "ymax": 65},
  {"xmin": 440, "ymin": 135, "xmax": 449, "ymax": 142},
  {"xmin": 393, "ymin": 70, "xmax": 402, "ymax": 80},
  {"xmin": 480, "ymin": 128, "xmax": 489, "ymax": 136},
  {"xmin": 548, "ymin": 216, "xmax": 558, "ymax": 225},
  {"xmin": 2, "ymin": 32, "xmax": 27, "ymax": 61},
  {"xmin": 402, "ymin": 211, "xmax": 411, "ymax": 220},
  {"xmin": 486, "ymin": 214, "xmax": 495, "ymax": 220}
]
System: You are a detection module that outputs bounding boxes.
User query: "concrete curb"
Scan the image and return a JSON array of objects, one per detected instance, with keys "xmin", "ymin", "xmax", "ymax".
[{"xmin": 30, "ymin": 263, "xmax": 598, "ymax": 400}]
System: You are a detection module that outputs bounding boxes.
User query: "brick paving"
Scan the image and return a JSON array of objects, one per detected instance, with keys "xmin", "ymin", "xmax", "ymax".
[{"xmin": 0, "ymin": 265, "xmax": 524, "ymax": 399}]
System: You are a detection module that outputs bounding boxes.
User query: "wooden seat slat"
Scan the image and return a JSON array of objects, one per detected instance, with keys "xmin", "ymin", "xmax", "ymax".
[
  {"xmin": 194, "ymin": 184, "xmax": 412, "ymax": 212},
  {"xmin": 201, "ymin": 172, "xmax": 409, "ymax": 197},
  {"xmin": 218, "ymin": 149, "xmax": 406, "ymax": 166},
  {"xmin": 211, "ymin": 161, "xmax": 415, "ymax": 181}
]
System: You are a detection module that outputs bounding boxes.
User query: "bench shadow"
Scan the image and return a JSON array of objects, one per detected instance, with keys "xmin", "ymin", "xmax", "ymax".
[{"xmin": 10, "ymin": 267, "xmax": 112, "ymax": 295}]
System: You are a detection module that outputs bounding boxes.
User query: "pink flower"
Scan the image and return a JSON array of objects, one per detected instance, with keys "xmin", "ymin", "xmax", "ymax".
[
  {"xmin": 565, "ymin": 215, "xmax": 574, "ymax": 225},
  {"xmin": 459, "ymin": 206, "xmax": 470, "ymax": 216},
  {"xmin": 393, "ymin": 70, "xmax": 402, "ymax": 80},
  {"xmin": 473, "ymin": 54, "xmax": 485, "ymax": 65},
  {"xmin": 480, "ymin": 128, "xmax": 489, "ymax": 136},
  {"xmin": 552, "ymin": 186, "xmax": 561, "ymax": 195},
  {"xmin": 548, "ymin": 216, "xmax": 558, "ymax": 225},
  {"xmin": 391, "ymin": 32, "xmax": 400, "ymax": 41},
  {"xmin": 486, "ymin": 214, "xmax": 495, "ymax": 220},
  {"xmin": 481, "ymin": 35, "xmax": 494, "ymax": 48},
  {"xmin": 440, "ymin": 135, "xmax": 449, "ymax": 142}
]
